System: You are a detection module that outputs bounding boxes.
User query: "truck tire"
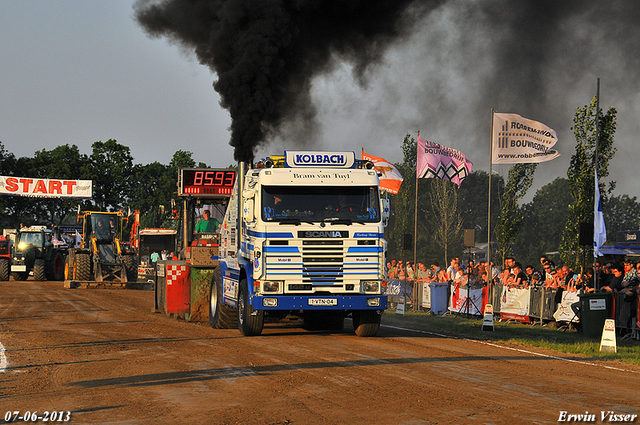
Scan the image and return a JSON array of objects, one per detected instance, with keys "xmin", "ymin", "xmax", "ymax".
[
  {"xmin": 209, "ymin": 269, "xmax": 236, "ymax": 329},
  {"xmin": 48, "ymin": 251, "xmax": 65, "ymax": 281},
  {"xmin": 123, "ymin": 255, "xmax": 138, "ymax": 282},
  {"xmin": 352, "ymin": 310, "xmax": 381, "ymax": 337},
  {"xmin": 76, "ymin": 253, "xmax": 91, "ymax": 281},
  {"xmin": 0, "ymin": 258, "xmax": 9, "ymax": 281},
  {"xmin": 237, "ymin": 278, "xmax": 263, "ymax": 336},
  {"xmin": 34, "ymin": 259, "xmax": 47, "ymax": 281}
]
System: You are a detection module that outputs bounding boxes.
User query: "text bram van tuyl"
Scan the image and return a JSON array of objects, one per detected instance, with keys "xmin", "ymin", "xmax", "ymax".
[{"xmin": 558, "ymin": 411, "xmax": 638, "ymax": 422}]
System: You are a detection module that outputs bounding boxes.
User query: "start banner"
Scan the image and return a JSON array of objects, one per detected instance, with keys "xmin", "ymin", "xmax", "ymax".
[{"xmin": 0, "ymin": 175, "xmax": 92, "ymax": 199}]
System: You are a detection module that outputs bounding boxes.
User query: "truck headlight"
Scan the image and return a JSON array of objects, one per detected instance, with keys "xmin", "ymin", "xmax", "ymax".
[
  {"xmin": 361, "ymin": 281, "xmax": 380, "ymax": 292},
  {"xmin": 366, "ymin": 297, "xmax": 381, "ymax": 307},
  {"xmin": 262, "ymin": 281, "xmax": 281, "ymax": 293},
  {"xmin": 263, "ymin": 298, "xmax": 278, "ymax": 307}
]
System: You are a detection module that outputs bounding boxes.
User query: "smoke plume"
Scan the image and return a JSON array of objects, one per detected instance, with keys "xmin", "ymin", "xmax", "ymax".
[{"xmin": 135, "ymin": 0, "xmax": 439, "ymax": 162}]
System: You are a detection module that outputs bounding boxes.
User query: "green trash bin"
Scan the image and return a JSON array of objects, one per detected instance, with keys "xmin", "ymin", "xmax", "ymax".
[{"xmin": 578, "ymin": 292, "xmax": 613, "ymax": 339}]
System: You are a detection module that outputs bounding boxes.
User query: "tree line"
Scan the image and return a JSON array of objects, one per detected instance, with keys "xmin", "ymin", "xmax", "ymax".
[{"xmin": 0, "ymin": 139, "xmax": 211, "ymax": 231}]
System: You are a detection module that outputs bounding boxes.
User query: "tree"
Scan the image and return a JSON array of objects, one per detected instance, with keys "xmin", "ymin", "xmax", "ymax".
[
  {"xmin": 494, "ymin": 163, "xmax": 537, "ymax": 265},
  {"xmin": 457, "ymin": 170, "xmax": 503, "ymax": 244},
  {"xmin": 560, "ymin": 97, "xmax": 617, "ymax": 267},
  {"xmin": 430, "ymin": 179, "xmax": 462, "ymax": 265},
  {"xmin": 29, "ymin": 145, "xmax": 90, "ymax": 224},
  {"xmin": 89, "ymin": 140, "xmax": 134, "ymax": 211},
  {"xmin": 387, "ymin": 134, "xmax": 417, "ymax": 259},
  {"xmin": 514, "ymin": 177, "xmax": 573, "ymax": 266},
  {"xmin": 603, "ymin": 194, "xmax": 640, "ymax": 241}
]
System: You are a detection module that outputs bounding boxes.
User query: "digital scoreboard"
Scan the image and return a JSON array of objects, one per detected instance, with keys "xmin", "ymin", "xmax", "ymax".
[{"xmin": 178, "ymin": 168, "xmax": 236, "ymax": 198}]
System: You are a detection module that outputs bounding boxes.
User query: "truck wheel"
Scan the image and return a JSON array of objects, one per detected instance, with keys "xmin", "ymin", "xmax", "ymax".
[
  {"xmin": 352, "ymin": 310, "xmax": 381, "ymax": 337},
  {"xmin": 237, "ymin": 279, "xmax": 264, "ymax": 336},
  {"xmin": 0, "ymin": 258, "xmax": 9, "ymax": 281},
  {"xmin": 76, "ymin": 253, "xmax": 91, "ymax": 281},
  {"xmin": 209, "ymin": 269, "xmax": 237, "ymax": 329},
  {"xmin": 123, "ymin": 255, "xmax": 138, "ymax": 282},
  {"xmin": 34, "ymin": 259, "xmax": 47, "ymax": 281},
  {"xmin": 48, "ymin": 252, "xmax": 65, "ymax": 281}
]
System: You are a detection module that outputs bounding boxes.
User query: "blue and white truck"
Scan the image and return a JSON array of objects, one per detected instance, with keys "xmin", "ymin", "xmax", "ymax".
[{"xmin": 210, "ymin": 151, "xmax": 388, "ymax": 336}]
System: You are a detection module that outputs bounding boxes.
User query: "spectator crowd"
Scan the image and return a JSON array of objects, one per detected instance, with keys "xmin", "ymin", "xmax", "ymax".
[{"xmin": 386, "ymin": 255, "xmax": 640, "ymax": 334}]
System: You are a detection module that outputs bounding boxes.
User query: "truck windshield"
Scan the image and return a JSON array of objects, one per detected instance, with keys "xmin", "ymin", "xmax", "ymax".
[{"xmin": 261, "ymin": 186, "xmax": 380, "ymax": 223}]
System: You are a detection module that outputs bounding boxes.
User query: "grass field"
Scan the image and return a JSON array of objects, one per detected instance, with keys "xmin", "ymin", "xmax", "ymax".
[{"xmin": 382, "ymin": 309, "xmax": 640, "ymax": 367}]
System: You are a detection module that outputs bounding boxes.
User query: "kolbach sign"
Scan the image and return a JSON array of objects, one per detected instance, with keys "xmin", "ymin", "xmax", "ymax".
[{"xmin": 0, "ymin": 175, "xmax": 92, "ymax": 199}]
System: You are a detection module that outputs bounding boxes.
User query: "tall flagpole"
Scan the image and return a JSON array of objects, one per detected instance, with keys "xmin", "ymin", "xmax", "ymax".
[
  {"xmin": 594, "ymin": 78, "xmax": 600, "ymax": 289},
  {"xmin": 488, "ymin": 110, "xmax": 494, "ymax": 285},
  {"xmin": 413, "ymin": 131, "xmax": 419, "ymax": 312}
]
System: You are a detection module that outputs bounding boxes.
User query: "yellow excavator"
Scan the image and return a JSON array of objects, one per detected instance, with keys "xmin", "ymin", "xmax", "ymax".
[{"xmin": 65, "ymin": 210, "xmax": 137, "ymax": 284}]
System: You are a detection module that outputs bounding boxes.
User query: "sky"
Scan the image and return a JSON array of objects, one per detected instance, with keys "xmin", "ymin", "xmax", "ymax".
[{"xmin": 1, "ymin": 1, "xmax": 639, "ymax": 203}]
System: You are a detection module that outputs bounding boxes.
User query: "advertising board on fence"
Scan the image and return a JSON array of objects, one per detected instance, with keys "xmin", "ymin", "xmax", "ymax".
[
  {"xmin": 422, "ymin": 283, "xmax": 431, "ymax": 309},
  {"xmin": 0, "ymin": 175, "xmax": 92, "ymax": 198},
  {"xmin": 553, "ymin": 290, "xmax": 580, "ymax": 323},
  {"xmin": 500, "ymin": 287, "xmax": 530, "ymax": 323},
  {"xmin": 448, "ymin": 284, "xmax": 485, "ymax": 316}
]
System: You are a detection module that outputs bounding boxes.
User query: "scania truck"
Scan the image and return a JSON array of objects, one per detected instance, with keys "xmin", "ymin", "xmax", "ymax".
[{"xmin": 209, "ymin": 151, "xmax": 388, "ymax": 336}]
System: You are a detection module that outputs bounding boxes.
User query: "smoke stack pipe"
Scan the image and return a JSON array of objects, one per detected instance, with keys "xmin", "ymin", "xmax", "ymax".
[{"xmin": 237, "ymin": 161, "xmax": 248, "ymax": 253}]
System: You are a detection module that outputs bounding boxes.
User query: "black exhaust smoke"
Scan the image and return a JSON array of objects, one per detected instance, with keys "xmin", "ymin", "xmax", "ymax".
[{"xmin": 135, "ymin": 0, "xmax": 436, "ymax": 163}]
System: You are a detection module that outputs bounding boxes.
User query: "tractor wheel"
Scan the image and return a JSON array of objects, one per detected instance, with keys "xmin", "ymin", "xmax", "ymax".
[
  {"xmin": 209, "ymin": 268, "xmax": 236, "ymax": 329},
  {"xmin": 76, "ymin": 253, "xmax": 91, "ymax": 281},
  {"xmin": 237, "ymin": 279, "xmax": 264, "ymax": 336},
  {"xmin": 34, "ymin": 259, "xmax": 46, "ymax": 281},
  {"xmin": 0, "ymin": 258, "xmax": 9, "ymax": 281},
  {"xmin": 352, "ymin": 310, "xmax": 381, "ymax": 337},
  {"xmin": 47, "ymin": 251, "xmax": 65, "ymax": 281}
]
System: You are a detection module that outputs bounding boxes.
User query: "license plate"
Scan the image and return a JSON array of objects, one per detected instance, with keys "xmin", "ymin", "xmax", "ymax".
[
  {"xmin": 11, "ymin": 265, "xmax": 27, "ymax": 272},
  {"xmin": 308, "ymin": 298, "xmax": 338, "ymax": 306}
]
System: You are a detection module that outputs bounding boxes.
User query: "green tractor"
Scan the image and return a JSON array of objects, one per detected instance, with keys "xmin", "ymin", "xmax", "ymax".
[
  {"xmin": 11, "ymin": 226, "xmax": 67, "ymax": 281},
  {"xmin": 65, "ymin": 211, "xmax": 137, "ymax": 284}
]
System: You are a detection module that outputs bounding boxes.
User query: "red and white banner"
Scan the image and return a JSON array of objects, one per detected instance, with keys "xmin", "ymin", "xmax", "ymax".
[
  {"xmin": 361, "ymin": 150, "xmax": 403, "ymax": 194},
  {"xmin": 448, "ymin": 284, "xmax": 487, "ymax": 316},
  {"xmin": 0, "ymin": 176, "xmax": 92, "ymax": 198},
  {"xmin": 499, "ymin": 286, "xmax": 530, "ymax": 323}
]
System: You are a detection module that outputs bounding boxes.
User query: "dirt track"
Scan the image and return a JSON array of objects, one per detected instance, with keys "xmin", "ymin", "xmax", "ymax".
[{"xmin": 1, "ymin": 280, "xmax": 639, "ymax": 425}]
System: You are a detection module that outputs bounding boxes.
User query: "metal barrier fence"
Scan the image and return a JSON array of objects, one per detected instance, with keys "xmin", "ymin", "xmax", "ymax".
[{"xmin": 387, "ymin": 280, "xmax": 639, "ymax": 338}]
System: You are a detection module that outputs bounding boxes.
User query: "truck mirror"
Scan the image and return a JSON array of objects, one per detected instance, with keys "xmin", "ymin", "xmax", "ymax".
[
  {"xmin": 243, "ymin": 199, "xmax": 255, "ymax": 223},
  {"xmin": 380, "ymin": 198, "xmax": 390, "ymax": 227}
]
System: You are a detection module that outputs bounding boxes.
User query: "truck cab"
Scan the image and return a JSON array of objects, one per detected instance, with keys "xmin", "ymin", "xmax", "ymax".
[{"xmin": 216, "ymin": 151, "xmax": 388, "ymax": 336}]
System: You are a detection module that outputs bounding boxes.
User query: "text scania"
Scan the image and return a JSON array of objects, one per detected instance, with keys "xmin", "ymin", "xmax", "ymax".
[
  {"xmin": 304, "ymin": 231, "xmax": 343, "ymax": 238},
  {"xmin": 295, "ymin": 154, "xmax": 345, "ymax": 165}
]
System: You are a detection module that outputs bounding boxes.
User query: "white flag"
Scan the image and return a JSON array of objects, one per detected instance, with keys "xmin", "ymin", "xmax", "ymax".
[
  {"xmin": 492, "ymin": 113, "xmax": 560, "ymax": 164},
  {"xmin": 594, "ymin": 169, "xmax": 607, "ymax": 257}
]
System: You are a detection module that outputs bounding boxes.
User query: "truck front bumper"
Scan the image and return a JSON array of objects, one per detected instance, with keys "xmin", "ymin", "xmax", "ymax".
[{"xmin": 252, "ymin": 294, "xmax": 387, "ymax": 310}]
